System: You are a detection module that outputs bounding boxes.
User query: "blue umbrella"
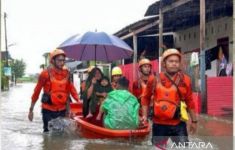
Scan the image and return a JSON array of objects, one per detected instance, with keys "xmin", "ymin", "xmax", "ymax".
[{"xmin": 58, "ymin": 32, "xmax": 133, "ymax": 62}]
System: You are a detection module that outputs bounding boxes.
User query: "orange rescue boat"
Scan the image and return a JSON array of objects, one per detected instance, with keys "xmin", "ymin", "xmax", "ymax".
[
  {"xmin": 70, "ymin": 102, "xmax": 83, "ymax": 116},
  {"xmin": 73, "ymin": 116, "xmax": 150, "ymax": 139},
  {"xmin": 70, "ymin": 103, "xmax": 150, "ymax": 139}
]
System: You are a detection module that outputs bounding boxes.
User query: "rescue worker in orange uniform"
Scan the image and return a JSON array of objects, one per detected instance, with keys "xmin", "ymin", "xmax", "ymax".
[
  {"xmin": 132, "ymin": 58, "xmax": 155, "ymax": 104},
  {"xmin": 28, "ymin": 49, "xmax": 80, "ymax": 132},
  {"xmin": 132, "ymin": 58, "xmax": 155, "ymax": 118},
  {"xmin": 111, "ymin": 66, "xmax": 122, "ymax": 89},
  {"xmin": 141, "ymin": 49, "xmax": 197, "ymax": 147}
]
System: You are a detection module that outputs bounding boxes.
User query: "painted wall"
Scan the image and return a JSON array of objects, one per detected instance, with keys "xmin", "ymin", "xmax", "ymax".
[
  {"xmin": 174, "ymin": 17, "xmax": 233, "ymax": 76},
  {"xmin": 207, "ymin": 77, "xmax": 233, "ymax": 116}
]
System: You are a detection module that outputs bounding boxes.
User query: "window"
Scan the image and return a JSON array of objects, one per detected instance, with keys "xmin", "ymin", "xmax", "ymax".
[
  {"xmin": 211, "ymin": 26, "xmax": 214, "ymax": 34},
  {"xmin": 179, "ymin": 35, "xmax": 181, "ymax": 41},
  {"xmin": 188, "ymin": 33, "xmax": 191, "ymax": 40},
  {"xmin": 184, "ymin": 34, "xmax": 186, "ymax": 41},
  {"xmin": 194, "ymin": 32, "xmax": 196, "ymax": 39}
]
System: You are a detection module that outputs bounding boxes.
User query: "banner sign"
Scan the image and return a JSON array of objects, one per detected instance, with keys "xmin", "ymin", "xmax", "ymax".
[{"xmin": 4, "ymin": 67, "xmax": 12, "ymax": 76}]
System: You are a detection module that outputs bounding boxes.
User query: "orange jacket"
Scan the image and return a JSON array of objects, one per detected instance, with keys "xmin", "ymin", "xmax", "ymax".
[
  {"xmin": 31, "ymin": 67, "xmax": 79, "ymax": 111},
  {"xmin": 141, "ymin": 72, "xmax": 195, "ymax": 125},
  {"xmin": 132, "ymin": 74, "xmax": 155, "ymax": 103},
  {"xmin": 132, "ymin": 80, "xmax": 142, "ymax": 99}
]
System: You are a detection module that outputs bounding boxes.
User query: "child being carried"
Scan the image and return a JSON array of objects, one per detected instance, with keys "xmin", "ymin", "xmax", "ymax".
[{"xmin": 86, "ymin": 76, "xmax": 113, "ymax": 118}]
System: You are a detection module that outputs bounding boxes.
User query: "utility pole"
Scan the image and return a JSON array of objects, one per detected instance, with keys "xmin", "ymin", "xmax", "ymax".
[
  {"xmin": 4, "ymin": 12, "xmax": 8, "ymax": 67},
  {"xmin": 158, "ymin": 1, "xmax": 163, "ymax": 73},
  {"xmin": 200, "ymin": 0, "xmax": 207, "ymax": 113},
  {"xmin": 3, "ymin": 12, "xmax": 10, "ymax": 90}
]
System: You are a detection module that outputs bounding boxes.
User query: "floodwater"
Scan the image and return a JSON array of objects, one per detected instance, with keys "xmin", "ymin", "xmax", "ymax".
[
  {"xmin": 1, "ymin": 83, "xmax": 233, "ymax": 150},
  {"xmin": 1, "ymin": 83, "xmax": 153, "ymax": 150}
]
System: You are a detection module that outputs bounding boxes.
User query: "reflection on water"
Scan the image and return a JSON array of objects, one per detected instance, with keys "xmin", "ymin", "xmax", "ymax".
[{"xmin": 1, "ymin": 83, "xmax": 153, "ymax": 150}]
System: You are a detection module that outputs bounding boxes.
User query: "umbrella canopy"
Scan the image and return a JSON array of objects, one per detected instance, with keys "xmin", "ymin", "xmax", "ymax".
[{"xmin": 58, "ymin": 32, "xmax": 133, "ymax": 62}]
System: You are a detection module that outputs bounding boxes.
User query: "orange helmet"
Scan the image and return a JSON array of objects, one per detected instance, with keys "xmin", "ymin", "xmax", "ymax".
[
  {"xmin": 139, "ymin": 58, "xmax": 151, "ymax": 68},
  {"xmin": 50, "ymin": 49, "xmax": 66, "ymax": 63},
  {"xmin": 162, "ymin": 48, "xmax": 181, "ymax": 62}
]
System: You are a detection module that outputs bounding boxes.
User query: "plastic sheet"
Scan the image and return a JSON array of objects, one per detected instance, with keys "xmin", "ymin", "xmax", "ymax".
[{"xmin": 102, "ymin": 90, "xmax": 139, "ymax": 130}]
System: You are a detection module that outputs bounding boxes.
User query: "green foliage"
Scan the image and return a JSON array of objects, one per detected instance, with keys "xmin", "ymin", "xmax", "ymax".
[
  {"xmin": 11, "ymin": 59, "xmax": 26, "ymax": 82},
  {"xmin": 18, "ymin": 76, "xmax": 37, "ymax": 83}
]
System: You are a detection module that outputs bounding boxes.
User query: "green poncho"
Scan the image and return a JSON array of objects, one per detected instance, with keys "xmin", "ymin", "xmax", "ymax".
[{"xmin": 102, "ymin": 90, "xmax": 140, "ymax": 129}]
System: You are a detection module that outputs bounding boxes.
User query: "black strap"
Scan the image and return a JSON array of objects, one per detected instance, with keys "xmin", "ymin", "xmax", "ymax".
[{"xmin": 164, "ymin": 72, "xmax": 183, "ymax": 100}]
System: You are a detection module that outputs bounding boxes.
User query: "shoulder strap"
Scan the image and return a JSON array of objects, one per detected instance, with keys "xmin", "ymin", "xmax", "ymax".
[
  {"xmin": 152, "ymin": 73, "xmax": 159, "ymax": 93},
  {"xmin": 164, "ymin": 72, "xmax": 183, "ymax": 100},
  {"xmin": 47, "ymin": 67, "xmax": 51, "ymax": 93}
]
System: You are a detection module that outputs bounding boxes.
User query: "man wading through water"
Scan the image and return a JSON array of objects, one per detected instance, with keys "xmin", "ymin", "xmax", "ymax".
[
  {"xmin": 141, "ymin": 49, "xmax": 197, "ymax": 148},
  {"xmin": 28, "ymin": 49, "xmax": 80, "ymax": 132}
]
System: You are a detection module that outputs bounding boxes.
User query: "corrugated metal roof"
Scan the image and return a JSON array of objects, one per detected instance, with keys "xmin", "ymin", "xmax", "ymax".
[
  {"xmin": 115, "ymin": 0, "xmax": 232, "ymax": 37},
  {"xmin": 114, "ymin": 15, "xmax": 159, "ymax": 37},
  {"xmin": 145, "ymin": 0, "xmax": 233, "ymax": 31}
]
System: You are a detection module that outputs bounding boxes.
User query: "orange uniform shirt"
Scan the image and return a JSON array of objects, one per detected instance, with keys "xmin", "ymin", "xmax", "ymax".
[{"xmin": 132, "ymin": 80, "xmax": 143, "ymax": 99}]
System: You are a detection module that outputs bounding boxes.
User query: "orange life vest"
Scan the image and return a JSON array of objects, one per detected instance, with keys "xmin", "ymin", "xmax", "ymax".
[
  {"xmin": 49, "ymin": 70, "xmax": 69, "ymax": 106},
  {"xmin": 141, "ymin": 72, "xmax": 193, "ymax": 125},
  {"xmin": 153, "ymin": 74, "xmax": 181, "ymax": 121}
]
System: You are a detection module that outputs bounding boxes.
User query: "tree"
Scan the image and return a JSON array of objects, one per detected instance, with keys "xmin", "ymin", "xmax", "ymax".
[{"xmin": 11, "ymin": 59, "xmax": 26, "ymax": 84}]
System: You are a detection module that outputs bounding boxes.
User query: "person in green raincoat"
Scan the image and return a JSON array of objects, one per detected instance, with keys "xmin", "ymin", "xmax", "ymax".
[{"xmin": 96, "ymin": 77, "xmax": 140, "ymax": 129}]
